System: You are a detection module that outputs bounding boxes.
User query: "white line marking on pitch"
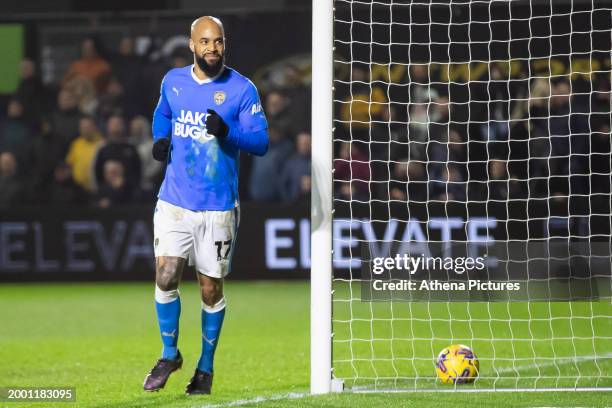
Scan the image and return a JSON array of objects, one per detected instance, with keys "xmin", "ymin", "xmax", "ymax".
[{"xmin": 199, "ymin": 392, "xmax": 309, "ymax": 408}]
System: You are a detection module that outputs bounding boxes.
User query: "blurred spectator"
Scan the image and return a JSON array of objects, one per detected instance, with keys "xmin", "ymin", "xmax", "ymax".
[
  {"xmin": 547, "ymin": 80, "xmax": 589, "ymax": 196},
  {"xmin": 479, "ymin": 65, "xmax": 510, "ymax": 142},
  {"xmin": 593, "ymin": 74, "xmax": 611, "ymax": 123},
  {"xmin": 65, "ymin": 116, "xmax": 103, "ymax": 191},
  {"xmin": 249, "ymin": 127, "xmax": 293, "ymax": 201},
  {"xmin": 50, "ymin": 89, "xmax": 82, "ymax": 149},
  {"xmin": 95, "ymin": 160, "xmax": 134, "ymax": 208},
  {"xmin": 448, "ymin": 129, "xmax": 467, "ymax": 164},
  {"xmin": 337, "ymin": 66, "xmax": 386, "ymax": 134},
  {"xmin": 429, "ymin": 165, "xmax": 466, "ymax": 202},
  {"xmin": 97, "ymin": 77, "xmax": 126, "ymax": 120},
  {"xmin": 27, "ymin": 118, "xmax": 67, "ymax": 203},
  {"xmin": 528, "ymin": 78, "xmax": 551, "ymax": 138},
  {"xmin": 526, "ymin": 78, "xmax": 552, "ymax": 190},
  {"xmin": 280, "ymin": 131, "xmax": 311, "ymax": 201},
  {"xmin": 65, "ymin": 76, "xmax": 98, "ymax": 115},
  {"xmin": 369, "ymin": 105, "xmax": 403, "ymax": 198},
  {"xmin": 372, "ymin": 104, "xmax": 402, "ymax": 152},
  {"xmin": 0, "ymin": 99, "xmax": 32, "ymax": 166},
  {"xmin": 15, "ymin": 59, "xmax": 48, "ymax": 126},
  {"xmin": 111, "ymin": 37, "xmax": 146, "ymax": 117},
  {"xmin": 389, "ymin": 161, "xmax": 427, "ymax": 202},
  {"xmin": 94, "ymin": 114, "xmax": 141, "ymax": 190},
  {"xmin": 63, "ymin": 37, "xmax": 112, "ymax": 94},
  {"xmin": 129, "ymin": 115, "xmax": 164, "ymax": 195},
  {"xmin": 48, "ymin": 162, "xmax": 88, "ymax": 205},
  {"xmin": 0, "ymin": 152, "xmax": 24, "ymax": 209},
  {"xmin": 429, "ymin": 128, "xmax": 467, "ymax": 165},
  {"xmin": 590, "ymin": 123, "xmax": 611, "ymax": 195},
  {"xmin": 487, "ymin": 159, "xmax": 509, "ymax": 201},
  {"xmin": 112, "ymin": 37, "xmax": 140, "ymax": 83},
  {"xmin": 428, "ymin": 95, "xmax": 450, "ymax": 141},
  {"xmin": 334, "ymin": 142, "xmax": 371, "ymax": 201},
  {"xmin": 389, "ymin": 161, "xmax": 408, "ymax": 202},
  {"xmin": 265, "ymin": 90, "xmax": 295, "ymax": 137},
  {"xmin": 409, "ymin": 64, "xmax": 438, "ymax": 103},
  {"xmin": 283, "ymin": 65, "xmax": 310, "ymax": 133},
  {"xmin": 508, "ymin": 170, "xmax": 528, "ymax": 200},
  {"xmin": 404, "ymin": 101, "xmax": 429, "ymax": 161}
]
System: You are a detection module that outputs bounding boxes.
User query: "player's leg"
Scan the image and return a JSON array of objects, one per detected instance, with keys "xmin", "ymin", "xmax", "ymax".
[
  {"xmin": 186, "ymin": 208, "xmax": 237, "ymax": 395},
  {"xmin": 155, "ymin": 256, "xmax": 186, "ymax": 360},
  {"xmin": 186, "ymin": 274, "xmax": 225, "ymax": 395},
  {"xmin": 197, "ymin": 274, "xmax": 225, "ymax": 373},
  {"xmin": 145, "ymin": 201, "xmax": 193, "ymax": 392},
  {"xmin": 144, "ymin": 256, "xmax": 187, "ymax": 392}
]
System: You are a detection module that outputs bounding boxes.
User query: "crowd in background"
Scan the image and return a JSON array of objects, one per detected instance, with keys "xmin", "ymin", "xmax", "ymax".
[
  {"xmin": 0, "ymin": 36, "xmax": 312, "ymax": 209},
  {"xmin": 1, "ymin": 36, "xmax": 610, "ymax": 210},
  {"xmin": 333, "ymin": 64, "xmax": 611, "ymax": 205}
]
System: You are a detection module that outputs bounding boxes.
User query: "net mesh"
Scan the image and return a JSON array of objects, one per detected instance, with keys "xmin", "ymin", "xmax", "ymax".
[{"xmin": 331, "ymin": 0, "xmax": 612, "ymax": 390}]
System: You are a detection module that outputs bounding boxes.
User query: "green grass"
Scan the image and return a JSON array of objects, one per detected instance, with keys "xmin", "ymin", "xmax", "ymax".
[
  {"xmin": 333, "ymin": 281, "xmax": 612, "ymax": 390},
  {"xmin": 0, "ymin": 281, "xmax": 610, "ymax": 407}
]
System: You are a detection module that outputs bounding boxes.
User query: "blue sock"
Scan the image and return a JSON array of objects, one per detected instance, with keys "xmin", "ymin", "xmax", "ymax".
[
  {"xmin": 155, "ymin": 289, "xmax": 181, "ymax": 360},
  {"xmin": 197, "ymin": 299, "xmax": 226, "ymax": 373}
]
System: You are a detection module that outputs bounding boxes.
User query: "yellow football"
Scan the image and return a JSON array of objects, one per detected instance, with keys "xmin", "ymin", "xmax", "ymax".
[{"xmin": 436, "ymin": 344, "xmax": 479, "ymax": 384}]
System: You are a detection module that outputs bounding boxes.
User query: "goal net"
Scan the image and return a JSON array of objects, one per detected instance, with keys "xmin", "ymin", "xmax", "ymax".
[{"xmin": 328, "ymin": 0, "xmax": 612, "ymax": 391}]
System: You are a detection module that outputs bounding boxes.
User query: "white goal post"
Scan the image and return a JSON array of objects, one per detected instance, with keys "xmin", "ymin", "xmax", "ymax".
[
  {"xmin": 311, "ymin": 0, "xmax": 612, "ymax": 394},
  {"xmin": 311, "ymin": 0, "xmax": 334, "ymax": 395}
]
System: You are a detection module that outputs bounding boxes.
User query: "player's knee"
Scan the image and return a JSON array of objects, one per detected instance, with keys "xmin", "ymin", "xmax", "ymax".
[
  {"xmin": 201, "ymin": 287, "xmax": 222, "ymax": 306},
  {"xmin": 202, "ymin": 296, "xmax": 226, "ymax": 313},
  {"xmin": 200, "ymin": 280, "xmax": 223, "ymax": 306},
  {"xmin": 156, "ymin": 260, "xmax": 181, "ymax": 291},
  {"xmin": 157, "ymin": 273, "xmax": 180, "ymax": 291}
]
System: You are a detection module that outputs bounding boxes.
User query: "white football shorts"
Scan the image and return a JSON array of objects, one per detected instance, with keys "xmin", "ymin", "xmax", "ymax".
[{"xmin": 153, "ymin": 199, "xmax": 239, "ymax": 278}]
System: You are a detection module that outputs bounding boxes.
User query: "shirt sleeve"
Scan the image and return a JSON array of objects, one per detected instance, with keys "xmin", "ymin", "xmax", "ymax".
[
  {"xmin": 238, "ymin": 81, "xmax": 268, "ymax": 133},
  {"xmin": 152, "ymin": 76, "xmax": 172, "ymax": 141},
  {"xmin": 224, "ymin": 80, "xmax": 269, "ymax": 156}
]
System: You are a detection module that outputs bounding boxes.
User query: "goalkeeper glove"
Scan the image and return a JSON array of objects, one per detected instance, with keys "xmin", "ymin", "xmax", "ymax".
[
  {"xmin": 206, "ymin": 109, "xmax": 229, "ymax": 138},
  {"xmin": 152, "ymin": 137, "xmax": 170, "ymax": 161}
]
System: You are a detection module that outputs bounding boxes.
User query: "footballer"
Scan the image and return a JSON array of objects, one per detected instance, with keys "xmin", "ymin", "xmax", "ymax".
[{"xmin": 143, "ymin": 16, "xmax": 269, "ymax": 395}]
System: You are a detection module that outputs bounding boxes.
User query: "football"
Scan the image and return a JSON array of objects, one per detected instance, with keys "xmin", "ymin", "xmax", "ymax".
[{"xmin": 435, "ymin": 344, "xmax": 480, "ymax": 384}]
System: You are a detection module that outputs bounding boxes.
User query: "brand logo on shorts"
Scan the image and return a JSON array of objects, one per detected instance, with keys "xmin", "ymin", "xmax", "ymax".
[
  {"xmin": 154, "ymin": 238, "xmax": 159, "ymax": 248},
  {"xmin": 214, "ymin": 91, "xmax": 226, "ymax": 105}
]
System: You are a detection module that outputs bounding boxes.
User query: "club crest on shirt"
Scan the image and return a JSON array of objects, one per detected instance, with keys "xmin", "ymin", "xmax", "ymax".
[{"xmin": 214, "ymin": 91, "xmax": 226, "ymax": 105}]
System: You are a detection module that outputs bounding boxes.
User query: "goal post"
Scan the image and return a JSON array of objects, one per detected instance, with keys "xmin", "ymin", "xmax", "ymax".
[
  {"xmin": 312, "ymin": 0, "xmax": 612, "ymax": 394},
  {"xmin": 311, "ymin": 0, "xmax": 334, "ymax": 395}
]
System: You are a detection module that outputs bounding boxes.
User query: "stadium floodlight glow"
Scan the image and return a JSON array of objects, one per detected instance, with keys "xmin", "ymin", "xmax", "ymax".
[{"xmin": 312, "ymin": 0, "xmax": 612, "ymax": 394}]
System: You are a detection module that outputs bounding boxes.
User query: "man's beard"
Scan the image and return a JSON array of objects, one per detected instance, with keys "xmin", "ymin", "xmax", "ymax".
[{"xmin": 195, "ymin": 53, "xmax": 224, "ymax": 77}]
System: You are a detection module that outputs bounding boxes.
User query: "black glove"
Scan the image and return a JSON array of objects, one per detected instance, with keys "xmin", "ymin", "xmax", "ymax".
[
  {"xmin": 152, "ymin": 137, "xmax": 170, "ymax": 161},
  {"xmin": 206, "ymin": 109, "xmax": 229, "ymax": 138}
]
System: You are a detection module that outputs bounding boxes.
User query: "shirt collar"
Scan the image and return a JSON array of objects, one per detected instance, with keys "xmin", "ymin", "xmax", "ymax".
[{"xmin": 190, "ymin": 64, "xmax": 225, "ymax": 84}]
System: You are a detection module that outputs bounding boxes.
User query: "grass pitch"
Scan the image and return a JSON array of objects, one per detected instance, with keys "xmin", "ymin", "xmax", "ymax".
[{"xmin": 0, "ymin": 281, "xmax": 610, "ymax": 407}]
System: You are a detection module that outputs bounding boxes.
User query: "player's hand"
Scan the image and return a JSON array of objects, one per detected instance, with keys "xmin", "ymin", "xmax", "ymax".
[
  {"xmin": 206, "ymin": 109, "xmax": 229, "ymax": 138},
  {"xmin": 152, "ymin": 137, "xmax": 170, "ymax": 161}
]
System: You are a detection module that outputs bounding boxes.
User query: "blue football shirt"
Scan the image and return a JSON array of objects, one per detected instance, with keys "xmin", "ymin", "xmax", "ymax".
[{"xmin": 152, "ymin": 65, "xmax": 269, "ymax": 211}]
